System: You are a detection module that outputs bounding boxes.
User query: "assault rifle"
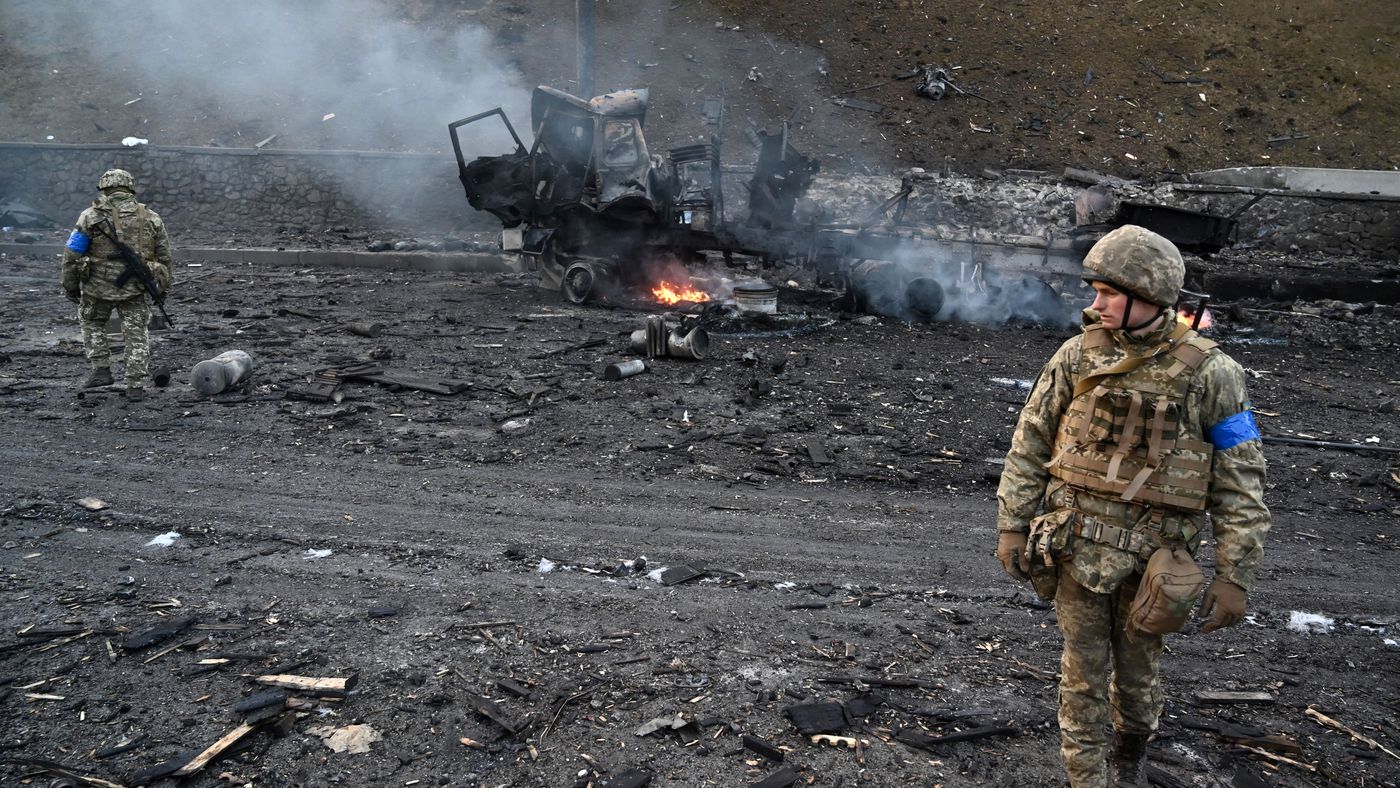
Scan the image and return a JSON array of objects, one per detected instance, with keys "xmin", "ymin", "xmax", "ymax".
[{"xmin": 94, "ymin": 219, "xmax": 175, "ymax": 329}]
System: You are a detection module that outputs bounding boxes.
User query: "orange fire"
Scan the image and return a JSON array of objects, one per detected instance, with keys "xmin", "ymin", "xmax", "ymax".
[
  {"xmin": 652, "ymin": 280, "xmax": 711, "ymax": 305},
  {"xmin": 1177, "ymin": 308, "xmax": 1213, "ymax": 330}
]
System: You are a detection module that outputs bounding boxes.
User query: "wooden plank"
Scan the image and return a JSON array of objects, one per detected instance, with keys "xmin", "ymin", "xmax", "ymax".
[
  {"xmin": 172, "ymin": 722, "xmax": 258, "ymax": 777},
  {"xmin": 1192, "ymin": 690, "xmax": 1275, "ymax": 705},
  {"xmin": 254, "ymin": 673, "xmax": 358, "ymax": 696}
]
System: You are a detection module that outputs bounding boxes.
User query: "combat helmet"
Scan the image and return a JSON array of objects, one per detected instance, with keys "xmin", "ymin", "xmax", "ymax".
[
  {"xmin": 97, "ymin": 168, "xmax": 135, "ymax": 191},
  {"xmin": 1082, "ymin": 225, "xmax": 1184, "ymax": 308}
]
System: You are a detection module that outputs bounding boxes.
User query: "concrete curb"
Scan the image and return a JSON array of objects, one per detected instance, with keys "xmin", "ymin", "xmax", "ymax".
[{"xmin": 0, "ymin": 243, "xmax": 518, "ymax": 273}]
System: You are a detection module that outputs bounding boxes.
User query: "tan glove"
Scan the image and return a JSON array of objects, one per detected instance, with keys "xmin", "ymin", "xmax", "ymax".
[
  {"xmin": 997, "ymin": 531, "xmax": 1030, "ymax": 581},
  {"xmin": 1198, "ymin": 578, "xmax": 1247, "ymax": 633}
]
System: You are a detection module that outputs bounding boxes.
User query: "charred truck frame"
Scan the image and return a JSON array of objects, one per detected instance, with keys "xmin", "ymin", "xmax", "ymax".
[{"xmin": 450, "ymin": 85, "xmax": 1235, "ymax": 323}]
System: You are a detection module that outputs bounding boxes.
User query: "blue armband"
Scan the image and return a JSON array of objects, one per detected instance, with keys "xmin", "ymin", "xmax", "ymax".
[
  {"xmin": 1207, "ymin": 410, "xmax": 1261, "ymax": 451},
  {"xmin": 66, "ymin": 230, "xmax": 91, "ymax": 253}
]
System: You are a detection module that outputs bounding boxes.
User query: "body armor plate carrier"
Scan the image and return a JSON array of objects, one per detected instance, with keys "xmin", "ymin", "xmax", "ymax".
[{"xmin": 1047, "ymin": 321, "xmax": 1218, "ymax": 513}]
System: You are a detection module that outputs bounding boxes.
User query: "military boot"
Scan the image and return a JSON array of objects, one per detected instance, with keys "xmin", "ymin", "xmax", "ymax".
[
  {"xmin": 82, "ymin": 367, "xmax": 114, "ymax": 389},
  {"xmin": 1110, "ymin": 732, "xmax": 1150, "ymax": 787},
  {"xmin": 126, "ymin": 387, "xmax": 146, "ymax": 403}
]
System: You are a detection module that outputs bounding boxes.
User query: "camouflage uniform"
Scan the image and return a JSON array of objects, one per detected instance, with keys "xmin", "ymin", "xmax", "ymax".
[
  {"xmin": 996, "ymin": 226, "xmax": 1270, "ymax": 788},
  {"xmin": 61, "ymin": 170, "xmax": 173, "ymax": 393}
]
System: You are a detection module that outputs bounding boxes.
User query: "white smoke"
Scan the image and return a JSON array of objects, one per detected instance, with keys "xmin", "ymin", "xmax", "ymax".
[{"xmin": 4, "ymin": 0, "xmax": 529, "ymax": 155}]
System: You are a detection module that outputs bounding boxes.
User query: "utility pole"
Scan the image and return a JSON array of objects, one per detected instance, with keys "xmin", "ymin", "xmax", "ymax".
[{"xmin": 577, "ymin": 0, "xmax": 595, "ymax": 98}]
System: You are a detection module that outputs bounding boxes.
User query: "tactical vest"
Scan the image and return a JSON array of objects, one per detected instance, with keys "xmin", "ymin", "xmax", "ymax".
[
  {"xmin": 1047, "ymin": 321, "xmax": 1218, "ymax": 513},
  {"xmin": 83, "ymin": 198, "xmax": 153, "ymax": 300}
]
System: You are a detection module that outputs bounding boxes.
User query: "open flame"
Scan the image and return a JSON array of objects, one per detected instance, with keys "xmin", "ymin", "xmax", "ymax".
[
  {"xmin": 1177, "ymin": 307, "xmax": 1213, "ymax": 330},
  {"xmin": 652, "ymin": 280, "xmax": 710, "ymax": 305}
]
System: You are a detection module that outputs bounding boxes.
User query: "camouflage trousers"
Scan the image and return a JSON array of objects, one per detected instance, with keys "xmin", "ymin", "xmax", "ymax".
[
  {"xmin": 1055, "ymin": 572, "xmax": 1164, "ymax": 788},
  {"xmin": 79, "ymin": 293, "xmax": 152, "ymax": 388}
]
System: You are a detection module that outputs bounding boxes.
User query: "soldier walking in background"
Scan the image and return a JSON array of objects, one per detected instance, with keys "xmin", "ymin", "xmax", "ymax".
[
  {"xmin": 995, "ymin": 226, "xmax": 1271, "ymax": 787},
  {"xmin": 61, "ymin": 168, "xmax": 173, "ymax": 401}
]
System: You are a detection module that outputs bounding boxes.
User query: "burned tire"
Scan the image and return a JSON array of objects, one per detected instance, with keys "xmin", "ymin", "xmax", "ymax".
[
  {"xmin": 905, "ymin": 277, "xmax": 945, "ymax": 321},
  {"xmin": 562, "ymin": 261, "xmax": 598, "ymax": 304}
]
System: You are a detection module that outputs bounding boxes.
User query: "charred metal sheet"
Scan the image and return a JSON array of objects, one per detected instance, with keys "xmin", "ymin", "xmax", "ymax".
[{"xmin": 1113, "ymin": 201, "xmax": 1239, "ymax": 255}]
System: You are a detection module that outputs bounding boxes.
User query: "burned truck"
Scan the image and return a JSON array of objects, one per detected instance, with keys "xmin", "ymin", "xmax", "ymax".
[
  {"xmin": 451, "ymin": 85, "xmax": 824, "ymax": 305},
  {"xmin": 449, "ymin": 85, "xmax": 1210, "ymax": 325}
]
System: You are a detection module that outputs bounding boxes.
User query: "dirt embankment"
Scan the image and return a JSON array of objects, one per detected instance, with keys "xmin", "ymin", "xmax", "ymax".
[{"xmin": 1, "ymin": 0, "xmax": 1396, "ymax": 177}]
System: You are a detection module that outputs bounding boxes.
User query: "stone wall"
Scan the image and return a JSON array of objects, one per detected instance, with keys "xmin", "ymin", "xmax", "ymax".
[
  {"xmin": 802, "ymin": 170, "xmax": 1400, "ymax": 259},
  {"xmin": 0, "ymin": 141, "xmax": 493, "ymax": 235},
  {"xmin": 2, "ymin": 142, "xmax": 1395, "ymax": 258}
]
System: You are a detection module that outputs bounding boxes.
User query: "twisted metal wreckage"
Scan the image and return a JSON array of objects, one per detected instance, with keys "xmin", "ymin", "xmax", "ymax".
[{"xmin": 449, "ymin": 85, "xmax": 1242, "ymax": 324}]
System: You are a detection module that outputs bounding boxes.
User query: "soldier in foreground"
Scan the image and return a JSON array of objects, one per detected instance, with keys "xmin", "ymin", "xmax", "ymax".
[
  {"xmin": 61, "ymin": 169, "xmax": 173, "ymax": 401},
  {"xmin": 995, "ymin": 226, "xmax": 1270, "ymax": 787}
]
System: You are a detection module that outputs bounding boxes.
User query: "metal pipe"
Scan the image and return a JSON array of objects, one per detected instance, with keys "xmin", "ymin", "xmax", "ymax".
[
  {"xmin": 191, "ymin": 350, "xmax": 256, "ymax": 396},
  {"xmin": 1262, "ymin": 435, "xmax": 1400, "ymax": 455},
  {"xmin": 576, "ymin": 0, "xmax": 595, "ymax": 98}
]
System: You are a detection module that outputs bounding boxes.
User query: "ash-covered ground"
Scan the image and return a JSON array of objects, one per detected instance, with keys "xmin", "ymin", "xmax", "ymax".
[
  {"xmin": 3, "ymin": 0, "xmax": 1398, "ymax": 784},
  {"xmin": 1, "ymin": 246, "xmax": 1397, "ymax": 788}
]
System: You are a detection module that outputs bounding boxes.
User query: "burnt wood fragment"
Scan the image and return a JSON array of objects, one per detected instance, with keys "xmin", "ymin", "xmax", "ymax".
[
  {"xmin": 784, "ymin": 701, "xmax": 847, "ymax": 735},
  {"xmin": 123, "ymin": 615, "xmax": 196, "ymax": 651},
  {"xmin": 1, "ymin": 756, "xmax": 126, "ymax": 788},
  {"xmin": 93, "ymin": 733, "xmax": 147, "ymax": 759},
  {"xmin": 235, "ymin": 694, "xmax": 292, "ymax": 716},
  {"xmin": 817, "ymin": 675, "xmax": 941, "ymax": 690},
  {"xmin": 130, "ymin": 748, "xmax": 206, "ymax": 784},
  {"xmin": 600, "ymin": 768, "xmax": 653, "ymax": 788},
  {"xmin": 742, "ymin": 733, "xmax": 784, "ymax": 761},
  {"xmin": 465, "ymin": 692, "xmax": 527, "ymax": 737},
  {"xmin": 842, "ymin": 693, "xmax": 883, "ymax": 718},
  {"xmin": 496, "ymin": 677, "xmax": 533, "ymax": 699},
  {"xmin": 895, "ymin": 725, "xmax": 1016, "ymax": 752},
  {"xmin": 659, "ymin": 565, "xmax": 704, "ymax": 585},
  {"xmin": 749, "ymin": 764, "xmax": 799, "ymax": 788}
]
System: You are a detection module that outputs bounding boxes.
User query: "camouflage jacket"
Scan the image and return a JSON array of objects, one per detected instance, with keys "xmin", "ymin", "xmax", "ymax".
[
  {"xmin": 61, "ymin": 193, "xmax": 172, "ymax": 302},
  {"xmin": 996, "ymin": 310, "xmax": 1270, "ymax": 593}
]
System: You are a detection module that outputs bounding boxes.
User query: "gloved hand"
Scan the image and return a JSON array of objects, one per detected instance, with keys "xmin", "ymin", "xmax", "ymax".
[
  {"xmin": 64, "ymin": 288, "xmax": 81, "ymax": 304},
  {"xmin": 997, "ymin": 531, "xmax": 1030, "ymax": 581},
  {"xmin": 1198, "ymin": 578, "xmax": 1247, "ymax": 633}
]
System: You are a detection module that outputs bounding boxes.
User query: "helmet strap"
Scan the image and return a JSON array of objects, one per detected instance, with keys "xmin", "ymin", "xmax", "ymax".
[{"xmin": 1121, "ymin": 293, "xmax": 1166, "ymax": 333}]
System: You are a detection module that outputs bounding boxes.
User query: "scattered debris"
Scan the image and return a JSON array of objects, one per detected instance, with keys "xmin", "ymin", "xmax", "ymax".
[
  {"xmin": 749, "ymin": 764, "xmax": 799, "ymax": 788},
  {"xmin": 742, "ymin": 733, "xmax": 785, "ymax": 761},
  {"xmin": 603, "ymin": 359, "xmax": 649, "ymax": 381},
  {"xmin": 658, "ymin": 565, "xmax": 705, "ymax": 585},
  {"xmin": 124, "ymin": 615, "xmax": 196, "ymax": 651},
  {"xmin": 309, "ymin": 724, "xmax": 381, "ymax": 754},
  {"xmin": 1287, "ymin": 611, "xmax": 1336, "ymax": 634},
  {"xmin": 192, "ymin": 350, "xmax": 256, "ymax": 396},
  {"xmin": 784, "ymin": 701, "xmax": 847, "ymax": 735},
  {"xmin": 1191, "ymin": 690, "xmax": 1276, "ymax": 705},
  {"xmin": 830, "ymin": 97, "xmax": 883, "ymax": 113},
  {"xmin": 895, "ymin": 724, "xmax": 1016, "ymax": 751},
  {"xmin": 146, "ymin": 531, "xmax": 181, "ymax": 547},
  {"xmin": 1306, "ymin": 706, "xmax": 1400, "ymax": 760}
]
